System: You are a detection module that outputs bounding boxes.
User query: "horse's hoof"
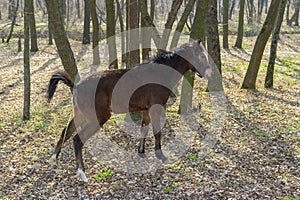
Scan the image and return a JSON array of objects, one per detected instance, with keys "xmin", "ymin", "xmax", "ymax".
[
  {"xmin": 138, "ymin": 147, "xmax": 145, "ymax": 154},
  {"xmin": 155, "ymin": 149, "xmax": 168, "ymax": 162},
  {"xmin": 76, "ymin": 168, "xmax": 88, "ymax": 183},
  {"xmin": 49, "ymin": 154, "xmax": 57, "ymax": 166}
]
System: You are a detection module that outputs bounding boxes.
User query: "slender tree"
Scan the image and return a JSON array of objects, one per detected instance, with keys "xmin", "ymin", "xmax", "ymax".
[
  {"xmin": 76, "ymin": 0, "xmax": 81, "ymax": 18},
  {"xmin": 207, "ymin": 0, "xmax": 222, "ymax": 73},
  {"xmin": 170, "ymin": 0, "xmax": 197, "ymax": 49},
  {"xmin": 234, "ymin": 0, "xmax": 245, "ymax": 48},
  {"xmin": 160, "ymin": 0, "xmax": 183, "ymax": 49},
  {"xmin": 106, "ymin": 0, "xmax": 118, "ymax": 68},
  {"xmin": 48, "ymin": 18, "xmax": 53, "ymax": 45},
  {"xmin": 179, "ymin": 0, "xmax": 208, "ymax": 114},
  {"xmin": 141, "ymin": 0, "xmax": 151, "ymax": 61},
  {"xmin": 6, "ymin": 0, "xmax": 19, "ymax": 43},
  {"xmin": 116, "ymin": 0, "xmax": 126, "ymax": 64},
  {"xmin": 126, "ymin": 0, "xmax": 139, "ymax": 68},
  {"xmin": 29, "ymin": 0, "xmax": 38, "ymax": 52},
  {"xmin": 229, "ymin": 0, "xmax": 236, "ymax": 19},
  {"xmin": 45, "ymin": 0, "xmax": 79, "ymax": 81},
  {"xmin": 139, "ymin": 0, "xmax": 161, "ymax": 48},
  {"xmin": 241, "ymin": 0, "xmax": 281, "ymax": 89},
  {"xmin": 23, "ymin": 0, "xmax": 30, "ymax": 120},
  {"xmin": 290, "ymin": 0, "xmax": 300, "ymax": 26},
  {"xmin": 83, "ymin": 0, "xmax": 90, "ymax": 44},
  {"xmin": 265, "ymin": 0, "xmax": 288, "ymax": 88},
  {"xmin": 223, "ymin": 0, "xmax": 229, "ymax": 48},
  {"xmin": 91, "ymin": 0, "xmax": 100, "ymax": 66},
  {"xmin": 8, "ymin": 0, "xmax": 16, "ymax": 19}
]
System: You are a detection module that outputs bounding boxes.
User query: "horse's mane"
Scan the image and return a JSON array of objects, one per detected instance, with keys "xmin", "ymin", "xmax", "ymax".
[{"xmin": 151, "ymin": 49, "xmax": 177, "ymax": 65}]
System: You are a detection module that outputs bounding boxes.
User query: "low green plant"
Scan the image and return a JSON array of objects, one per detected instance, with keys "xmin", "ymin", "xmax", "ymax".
[{"xmin": 93, "ymin": 169, "xmax": 114, "ymax": 180}]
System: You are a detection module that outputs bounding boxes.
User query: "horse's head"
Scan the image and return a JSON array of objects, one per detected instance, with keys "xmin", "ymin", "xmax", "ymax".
[{"xmin": 178, "ymin": 40, "xmax": 213, "ymax": 79}]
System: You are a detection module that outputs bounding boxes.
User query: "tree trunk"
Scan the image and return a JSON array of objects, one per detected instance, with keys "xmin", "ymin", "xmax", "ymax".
[
  {"xmin": 160, "ymin": 0, "xmax": 183, "ymax": 49},
  {"xmin": 265, "ymin": 0, "xmax": 287, "ymax": 88},
  {"xmin": 116, "ymin": 0, "xmax": 126, "ymax": 64},
  {"xmin": 246, "ymin": 0, "xmax": 255, "ymax": 24},
  {"xmin": 45, "ymin": 0, "xmax": 79, "ymax": 82},
  {"xmin": 8, "ymin": 0, "xmax": 15, "ymax": 19},
  {"xmin": 106, "ymin": 0, "xmax": 118, "ymax": 68},
  {"xmin": 76, "ymin": 0, "xmax": 81, "ymax": 18},
  {"xmin": 241, "ymin": 0, "xmax": 281, "ymax": 89},
  {"xmin": 229, "ymin": 0, "xmax": 236, "ymax": 20},
  {"xmin": 150, "ymin": 0, "xmax": 155, "ymax": 20},
  {"xmin": 170, "ymin": 0, "xmax": 196, "ymax": 49},
  {"xmin": 265, "ymin": 0, "xmax": 268, "ymax": 14},
  {"xmin": 139, "ymin": 0, "xmax": 161, "ymax": 48},
  {"xmin": 223, "ymin": 0, "xmax": 229, "ymax": 48},
  {"xmin": 6, "ymin": 0, "xmax": 19, "ymax": 43},
  {"xmin": 140, "ymin": 0, "xmax": 150, "ymax": 61},
  {"xmin": 126, "ymin": 0, "xmax": 140, "ymax": 68},
  {"xmin": 290, "ymin": 1, "xmax": 300, "ymax": 26},
  {"xmin": 234, "ymin": 0, "xmax": 245, "ymax": 48},
  {"xmin": 91, "ymin": 0, "xmax": 100, "ymax": 66},
  {"xmin": 258, "ymin": 0, "xmax": 263, "ymax": 22},
  {"xmin": 83, "ymin": 0, "xmax": 90, "ymax": 44},
  {"xmin": 179, "ymin": 0, "xmax": 208, "ymax": 114},
  {"xmin": 207, "ymin": 0, "xmax": 222, "ymax": 73},
  {"xmin": 48, "ymin": 19, "xmax": 53, "ymax": 45},
  {"xmin": 29, "ymin": 0, "xmax": 38, "ymax": 52},
  {"xmin": 23, "ymin": 0, "xmax": 30, "ymax": 121},
  {"xmin": 286, "ymin": 0, "xmax": 290, "ymax": 25}
]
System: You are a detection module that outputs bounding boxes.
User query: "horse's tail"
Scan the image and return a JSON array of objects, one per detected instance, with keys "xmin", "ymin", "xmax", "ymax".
[{"xmin": 47, "ymin": 71, "xmax": 74, "ymax": 102}]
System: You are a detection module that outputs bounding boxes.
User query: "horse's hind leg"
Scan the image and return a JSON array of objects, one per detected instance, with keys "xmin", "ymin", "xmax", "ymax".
[
  {"xmin": 50, "ymin": 118, "xmax": 76, "ymax": 163},
  {"xmin": 73, "ymin": 121, "xmax": 100, "ymax": 183},
  {"xmin": 138, "ymin": 111, "xmax": 150, "ymax": 154}
]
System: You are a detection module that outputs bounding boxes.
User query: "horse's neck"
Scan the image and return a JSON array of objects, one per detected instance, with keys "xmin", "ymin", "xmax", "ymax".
[
  {"xmin": 168, "ymin": 58, "xmax": 190, "ymax": 86},
  {"xmin": 171, "ymin": 56, "xmax": 190, "ymax": 75}
]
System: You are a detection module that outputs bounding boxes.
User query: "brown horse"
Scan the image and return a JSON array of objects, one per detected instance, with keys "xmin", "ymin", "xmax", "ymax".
[{"xmin": 47, "ymin": 40, "xmax": 212, "ymax": 182}]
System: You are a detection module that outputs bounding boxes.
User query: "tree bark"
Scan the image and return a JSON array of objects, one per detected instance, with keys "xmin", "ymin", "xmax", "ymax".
[
  {"xmin": 23, "ymin": 0, "xmax": 30, "ymax": 120},
  {"xmin": 207, "ymin": 0, "xmax": 222, "ymax": 73},
  {"xmin": 76, "ymin": 0, "xmax": 81, "ymax": 18},
  {"xmin": 223, "ymin": 0, "xmax": 229, "ymax": 48},
  {"xmin": 159, "ymin": 0, "xmax": 183, "ymax": 49},
  {"xmin": 116, "ymin": 0, "xmax": 126, "ymax": 64},
  {"xmin": 6, "ymin": 0, "xmax": 19, "ymax": 43},
  {"xmin": 91, "ymin": 0, "xmax": 100, "ymax": 66},
  {"xmin": 265, "ymin": 0, "xmax": 287, "ymax": 88},
  {"xmin": 45, "ymin": 0, "xmax": 79, "ymax": 82},
  {"xmin": 106, "ymin": 0, "xmax": 118, "ymax": 68},
  {"xmin": 126, "ymin": 0, "xmax": 140, "ymax": 68},
  {"xmin": 83, "ymin": 0, "xmax": 90, "ymax": 44},
  {"xmin": 170, "ymin": 0, "xmax": 197, "ymax": 49},
  {"xmin": 179, "ymin": 0, "xmax": 208, "ymax": 114},
  {"xmin": 8, "ymin": 0, "xmax": 16, "ymax": 19},
  {"xmin": 29, "ymin": 0, "xmax": 38, "ymax": 52},
  {"xmin": 234, "ymin": 0, "xmax": 245, "ymax": 48},
  {"xmin": 140, "ymin": 0, "xmax": 150, "ymax": 61},
  {"xmin": 229, "ymin": 0, "xmax": 236, "ymax": 20},
  {"xmin": 241, "ymin": 0, "xmax": 281, "ymax": 89},
  {"xmin": 48, "ymin": 19, "xmax": 53, "ymax": 45},
  {"xmin": 139, "ymin": 0, "xmax": 161, "ymax": 48}
]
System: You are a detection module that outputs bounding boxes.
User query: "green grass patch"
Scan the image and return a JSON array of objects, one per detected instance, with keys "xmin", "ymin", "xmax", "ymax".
[
  {"xmin": 93, "ymin": 169, "xmax": 114, "ymax": 181},
  {"xmin": 186, "ymin": 153, "xmax": 198, "ymax": 159},
  {"xmin": 281, "ymin": 197, "xmax": 300, "ymax": 200}
]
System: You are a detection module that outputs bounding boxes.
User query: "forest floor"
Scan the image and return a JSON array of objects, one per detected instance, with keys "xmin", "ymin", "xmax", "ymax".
[{"xmin": 0, "ymin": 28, "xmax": 299, "ymax": 199}]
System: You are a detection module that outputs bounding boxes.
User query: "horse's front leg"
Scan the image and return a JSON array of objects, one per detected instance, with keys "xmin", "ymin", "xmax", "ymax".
[
  {"xmin": 149, "ymin": 105, "xmax": 168, "ymax": 162},
  {"xmin": 138, "ymin": 111, "xmax": 150, "ymax": 154}
]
